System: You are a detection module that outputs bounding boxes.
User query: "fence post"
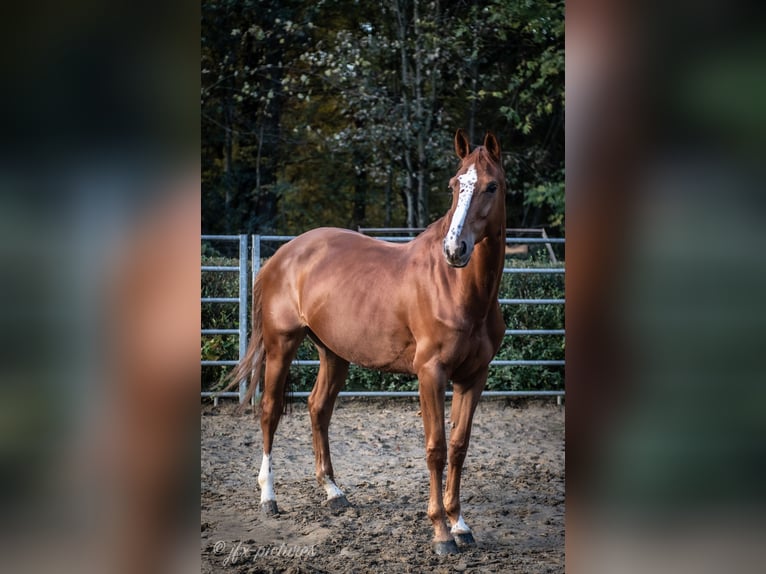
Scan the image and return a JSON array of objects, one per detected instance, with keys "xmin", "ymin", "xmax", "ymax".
[
  {"xmin": 540, "ymin": 228, "xmax": 558, "ymax": 263},
  {"xmin": 238, "ymin": 234, "xmax": 248, "ymax": 403},
  {"xmin": 251, "ymin": 235, "xmax": 261, "ymax": 404},
  {"xmin": 252, "ymin": 234, "xmax": 261, "ymax": 278}
]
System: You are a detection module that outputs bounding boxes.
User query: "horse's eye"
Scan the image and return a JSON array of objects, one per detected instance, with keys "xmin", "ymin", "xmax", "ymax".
[{"xmin": 486, "ymin": 182, "xmax": 498, "ymax": 194}]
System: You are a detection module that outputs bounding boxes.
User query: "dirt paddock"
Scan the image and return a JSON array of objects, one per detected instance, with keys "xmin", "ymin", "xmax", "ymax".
[{"xmin": 201, "ymin": 398, "xmax": 564, "ymax": 573}]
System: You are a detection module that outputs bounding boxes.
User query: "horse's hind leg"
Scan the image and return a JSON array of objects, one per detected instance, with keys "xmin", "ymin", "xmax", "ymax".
[
  {"xmin": 307, "ymin": 341, "xmax": 350, "ymax": 509},
  {"xmin": 258, "ymin": 331, "xmax": 303, "ymax": 514}
]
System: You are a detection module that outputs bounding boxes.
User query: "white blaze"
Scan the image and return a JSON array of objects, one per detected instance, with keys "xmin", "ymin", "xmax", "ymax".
[
  {"xmin": 445, "ymin": 164, "xmax": 477, "ymax": 252},
  {"xmin": 258, "ymin": 453, "xmax": 275, "ymax": 502}
]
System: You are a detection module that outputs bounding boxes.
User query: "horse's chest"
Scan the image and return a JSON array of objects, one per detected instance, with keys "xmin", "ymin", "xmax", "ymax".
[
  {"xmin": 438, "ymin": 323, "xmax": 488, "ymax": 372},
  {"xmin": 445, "ymin": 310, "xmax": 504, "ymax": 379}
]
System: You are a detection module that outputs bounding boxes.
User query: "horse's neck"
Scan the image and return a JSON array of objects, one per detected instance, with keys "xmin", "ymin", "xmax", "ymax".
[
  {"xmin": 458, "ymin": 228, "xmax": 505, "ymax": 311},
  {"xmin": 421, "ymin": 217, "xmax": 505, "ymax": 315}
]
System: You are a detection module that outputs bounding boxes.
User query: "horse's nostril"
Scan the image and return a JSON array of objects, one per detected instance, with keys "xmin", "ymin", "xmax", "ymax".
[{"xmin": 459, "ymin": 241, "xmax": 467, "ymax": 257}]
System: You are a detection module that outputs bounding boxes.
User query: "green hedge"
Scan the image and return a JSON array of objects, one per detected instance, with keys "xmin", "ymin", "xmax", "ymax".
[
  {"xmin": 201, "ymin": 251, "xmax": 241, "ymax": 389},
  {"xmin": 201, "ymin": 247, "xmax": 564, "ymax": 393}
]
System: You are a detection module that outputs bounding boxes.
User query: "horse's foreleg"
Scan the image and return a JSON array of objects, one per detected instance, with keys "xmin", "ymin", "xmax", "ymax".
[
  {"xmin": 444, "ymin": 376, "xmax": 485, "ymax": 547},
  {"xmin": 418, "ymin": 365, "xmax": 459, "ymax": 555},
  {"xmin": 308, "ymin": 346, "xmax": 350, "ymax": 509}
]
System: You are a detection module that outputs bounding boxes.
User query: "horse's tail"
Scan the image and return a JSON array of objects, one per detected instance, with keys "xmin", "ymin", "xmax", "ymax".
[{"xmin": 218, "ymin": 274, "xmax": 265, "ymax": 409}]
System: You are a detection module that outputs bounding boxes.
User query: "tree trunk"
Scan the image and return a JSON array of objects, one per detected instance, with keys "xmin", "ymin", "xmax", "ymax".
[
  {"xmin": 249, "ymin": 43, "xmax": 284, "ymax": 234},
  {"xmin": 351, "ymin": 148, "xmax": 367, "ymax": 229},
  {"xmin": 416, "ymin": 167, "xmax": 428, "ymax": 227},
  {"xmin": 413, "ymin": 0, "xmax": 429, "ymax": 227},
  {"xmin": 395, "ymin": 0, "xmax": 417, "ymax": 229},
  {"xmin": 468, "ymin": 0, "xmax": 479, "ymax": 144},
  {"xmin": 385, "ymin": 165, "xmax": 393, "ymax": 227},
  {"xmin": 405, "ymin": 185, "xmax": 416, "ymax": 229},
  {"xmin": 223, "ymin": 94, "xmax": 234, "ymax": 233}
]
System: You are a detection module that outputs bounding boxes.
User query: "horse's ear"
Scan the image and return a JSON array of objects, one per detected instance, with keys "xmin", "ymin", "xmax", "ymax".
[
  {"xmin": 454, "ymin": 129, "xmax": 470, "ymax": 159},
  {"xmin": 484, "ymin": 132, "xmax": 502, "ymax": 163}
]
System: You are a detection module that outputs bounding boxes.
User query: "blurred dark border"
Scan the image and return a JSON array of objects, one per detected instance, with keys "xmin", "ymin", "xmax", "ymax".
[
  {"xmin": 566, "ymin": 1, "xmax": 766, "ymax": 572},
  {"xmin": 1, "ymin": 0, "xmax": 765, "ymax": 572},
  {"xmin": 0, "ymin": 2, "xmax": 200, "ymax": 573}
]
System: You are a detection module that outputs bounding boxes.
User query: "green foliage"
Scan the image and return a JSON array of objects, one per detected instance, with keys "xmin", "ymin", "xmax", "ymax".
[
  {"xmin": 201, "ymin": 253, "xmax": 245, "ymax": 390},
  {"xmin": 490, "ymin": 253, "xmax": 565, "ymax": 391},
  {"xmin": 523, "ymin": 174, "xmax": 565, "ymax": 232},
  {"xmin": 202, "ymin": 0, "xmax": 564, "ymax": 235},
  {"xmin": 200, "ymin": 247, "xmax": 564, "ymax": 393}
]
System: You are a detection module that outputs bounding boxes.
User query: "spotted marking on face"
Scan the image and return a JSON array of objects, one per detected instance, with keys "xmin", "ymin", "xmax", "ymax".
[{"xmin": 445, "ymin": 163, "xmax": 477, "ymax": 251}]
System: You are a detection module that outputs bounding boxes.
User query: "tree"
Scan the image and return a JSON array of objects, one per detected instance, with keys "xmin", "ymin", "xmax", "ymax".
[
  {"xmin": 202, "ymin": 0, "xmax": 564, "ymax": 236},
  {"xmin": 202, "ymin": 0, "xmax": 320, "ymax": 234}
]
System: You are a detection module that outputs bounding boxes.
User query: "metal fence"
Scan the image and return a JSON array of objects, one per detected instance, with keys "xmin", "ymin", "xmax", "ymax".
[
  {"xmin": 202, "ymin": 233, "xmax": 564, "ymax": 403},
  {"xmin": 201, "ymin": 235, "xmax": 250, "ymax": 402}
]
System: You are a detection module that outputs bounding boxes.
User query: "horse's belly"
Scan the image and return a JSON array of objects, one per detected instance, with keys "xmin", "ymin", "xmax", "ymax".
[
  {"xmin": 308, "ymin": 318, "xmax": 416, "ymax": 374},
  {"xmin": 293, "ymin": 245, "xmax": 415, "ymax": 372}
]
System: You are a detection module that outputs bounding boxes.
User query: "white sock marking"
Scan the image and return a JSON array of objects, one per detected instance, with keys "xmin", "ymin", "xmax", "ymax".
[
  {"xmin": 445, "ymin": 164, "xmax": 477, "ymax": 254},
  {"xmin": 451, "ymin": 514, "xmax": 472, "ymax": 534},
  {"xmin": 258, "ymin": 453, "xmax": 275, "ymax": 503},
  {"xmin": 322, "ymin": 476, "xmax": 345, "ymax": 500}
]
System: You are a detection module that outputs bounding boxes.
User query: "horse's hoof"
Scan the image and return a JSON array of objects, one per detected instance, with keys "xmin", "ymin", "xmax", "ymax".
[
  {"xmin": 324, "ymin": 495, "xmax": 351, "ymax": 511},
  {"xmin": 454, "ymin": 531, "xmax": 476, "ymax": 548},
  {"xmin": 261, "ymin": 500, "xmax": 279, "ymax": 515},
  {"xmin": 432, "ymin": 539, "xmax": 460, "ymax": 555}
]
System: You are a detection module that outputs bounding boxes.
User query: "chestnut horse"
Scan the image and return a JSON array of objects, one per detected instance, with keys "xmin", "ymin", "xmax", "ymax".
[{"xmin": 225, "ymin": 130, "xmax": 506, "ymax": 555}]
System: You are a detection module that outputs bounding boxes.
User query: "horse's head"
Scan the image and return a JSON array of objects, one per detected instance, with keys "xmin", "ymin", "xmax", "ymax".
[{"xmin": 442, "ymin": 129, "xmax": 506, "ymax": 268}]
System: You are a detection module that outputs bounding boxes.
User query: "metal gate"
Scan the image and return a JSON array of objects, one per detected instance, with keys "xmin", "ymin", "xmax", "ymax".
[
  {"xmin": 200, "ymin": 235, "xmax": 249, "ymax": 402},
  {"xmin": 202, "ymin": 233, "xmax": 564, "ymax": 403}
]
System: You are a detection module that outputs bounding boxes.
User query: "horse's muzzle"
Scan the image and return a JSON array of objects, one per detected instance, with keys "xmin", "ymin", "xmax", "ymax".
[{"xmin": 443, "ymin": 238, "xmax": 473, "ymax": 268}]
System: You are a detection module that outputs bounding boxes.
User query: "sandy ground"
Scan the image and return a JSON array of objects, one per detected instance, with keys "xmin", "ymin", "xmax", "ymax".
[{"xmin": 201, "ymin": 398, "xmax": 564, "ymax": 573}]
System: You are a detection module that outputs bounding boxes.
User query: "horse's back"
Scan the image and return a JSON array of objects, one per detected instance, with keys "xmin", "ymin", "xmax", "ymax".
[
  {"xmin": 267, "ymin": 227, "xmax": 404, "ymax": 281},
  {"xmin": 259, "ymin": 227, "xmax": 417, "ymax": 371}
]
